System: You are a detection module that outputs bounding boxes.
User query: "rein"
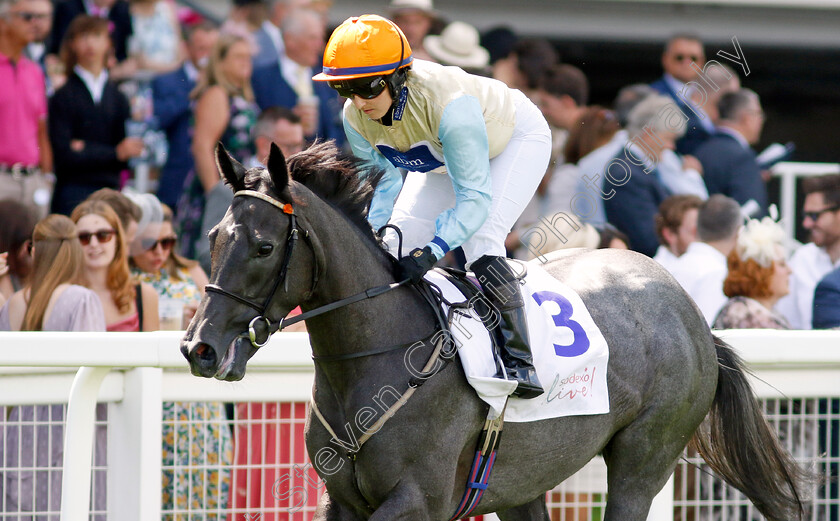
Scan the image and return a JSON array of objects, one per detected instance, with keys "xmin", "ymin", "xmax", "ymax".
[{"xmin": 205, "ymin": 189, "xmax": 411, "ymax": 348}]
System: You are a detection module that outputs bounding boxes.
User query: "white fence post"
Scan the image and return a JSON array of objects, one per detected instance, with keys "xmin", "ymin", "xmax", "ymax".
[
  {"xmin": 59, "ymin": 366, "xmax": 111, "ymax": 521},
  {"xmin": 108, "ymin": 367, "xmax": 163, "ymax": 521},
  {"xmin": 647, "ymin": 474, "xmax": 675, "ymax": 521}
]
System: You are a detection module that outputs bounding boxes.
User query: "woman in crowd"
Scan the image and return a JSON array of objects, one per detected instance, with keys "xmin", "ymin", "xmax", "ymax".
[
  {"xmin": 49, "ymin": 16, "xmax": 145, "ymax": 215},
  {"xmin": 0, "ymin": 200, "xmax": 38, "ymax": 300},
  {"xmin": 713, "ymin": 216, "xmax": 791, "ymax": 329},
  {"xmin": 128, "ymin": 202, "xmax": 231, "ymax": 520},
  {"xmin": 0, "ymin": 214, "xmax": 105, "ymax": 331},
  {"xmin": 131, "ymin": 203, "xmax": 207, "ymax": 327},
  {"xmin": 0, "ymin": 214, "xmax": 107, "ymax": 509},
  {"xmin": 86, "ymin": 188, "xmax": 144, "ymax": 247},
  {"xmin": 176, "ymin": 31, "xmax": 259, "ymax": 274},
  {"xmin": 70, "ymin": 200, "xmax": 159, "ymax": 331},
  {"xmin": 0, "ymin": 214, "xmax": 106, "ymax": 518}
]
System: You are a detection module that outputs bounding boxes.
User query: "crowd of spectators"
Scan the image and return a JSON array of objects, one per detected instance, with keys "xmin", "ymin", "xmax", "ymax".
[{"xmin": 3, "ymin": 0, "xmax": 840, "ymax": 516}]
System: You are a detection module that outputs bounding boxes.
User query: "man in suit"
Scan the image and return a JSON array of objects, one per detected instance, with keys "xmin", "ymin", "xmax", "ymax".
[
  {"xmin": 693, "ymin": 88, "xmax": 767, "ymax": 218},
  {"xmin": 151, "ymin": 21, "xmax": 218, "ymax": 209},
  {"xmin": 50, "ymin": 0, "xmax": 132, "ymax": 62},
  {"xmin": 252, "ymin": 0, "xmax": 310, "ymax": 68},
  {"xmin": 251, "ymin": 7, "xmax": 344, "ymax": 146},
  {"xmin": 650, "ymin": 34, "xmax": 715, "ymax": 155}
]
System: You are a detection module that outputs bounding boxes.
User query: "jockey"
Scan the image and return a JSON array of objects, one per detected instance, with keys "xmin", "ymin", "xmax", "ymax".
[{"xmin": 313, "ymin": 15, "xmax": 551, "ymax": 399}]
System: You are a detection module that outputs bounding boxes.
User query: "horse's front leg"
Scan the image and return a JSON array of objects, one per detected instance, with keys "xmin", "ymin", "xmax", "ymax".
[{"xmin": 313, "ymin": 491, "xmax": 366, "ymax": 521}]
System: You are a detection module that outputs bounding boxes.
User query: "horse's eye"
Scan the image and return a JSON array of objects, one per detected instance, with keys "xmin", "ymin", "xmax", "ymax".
[{"xmin": 257, "ymin": 243, "xmax": 274, "ymax": 256}]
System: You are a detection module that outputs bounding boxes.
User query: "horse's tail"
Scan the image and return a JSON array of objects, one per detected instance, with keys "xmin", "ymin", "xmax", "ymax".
[{"xmin": 690, "ymin": 335, "xmax": 808, "ymax": 521}]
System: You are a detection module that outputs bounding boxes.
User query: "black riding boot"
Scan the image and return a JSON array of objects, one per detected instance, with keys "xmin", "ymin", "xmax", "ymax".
[{"xmin": 471, "ymin": 255, "xmax": 544, "ymax": 399}]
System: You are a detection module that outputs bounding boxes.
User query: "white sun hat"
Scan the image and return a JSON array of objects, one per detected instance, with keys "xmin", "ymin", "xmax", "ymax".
[{"xmin": 424, "ymin": 21, "xmax": 490, "ymax": 70}]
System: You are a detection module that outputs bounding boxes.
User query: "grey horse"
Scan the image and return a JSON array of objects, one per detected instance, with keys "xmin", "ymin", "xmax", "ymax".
[{"xmin": 181, "ymin": 142, "xmax": 806, "ymax": 520}]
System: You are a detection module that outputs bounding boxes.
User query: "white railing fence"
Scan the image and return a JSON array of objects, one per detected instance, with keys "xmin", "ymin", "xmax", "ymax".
[{"xmin": 1, "ymin": 330, "xmax": 839, "ymax": 521}]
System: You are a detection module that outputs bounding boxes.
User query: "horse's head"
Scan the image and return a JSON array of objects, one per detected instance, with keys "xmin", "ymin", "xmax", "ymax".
[{"xmin": 180, "ymin": 143, "xmax": 325, "ymax": 380}]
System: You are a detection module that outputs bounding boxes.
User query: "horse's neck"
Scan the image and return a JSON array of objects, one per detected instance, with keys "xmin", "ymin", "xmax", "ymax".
[{"xmin": 302, "ymin": 205, "xmax": 437, "ymax": 363}]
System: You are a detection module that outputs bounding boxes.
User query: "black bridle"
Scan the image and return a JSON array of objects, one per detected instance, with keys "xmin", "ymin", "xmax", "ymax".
[{"xmin": 204, "ymin": 190, "xmax": 409, "ymax": 348}]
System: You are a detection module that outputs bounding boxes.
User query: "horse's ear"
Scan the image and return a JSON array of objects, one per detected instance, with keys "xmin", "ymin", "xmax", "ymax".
[
  {"xmin": 216, "ymin": 142, "xmax": 247, "ymax": 192},
  {"xmin": 267, "ymin": 142, "xmax": 289, "ymax": 193}
]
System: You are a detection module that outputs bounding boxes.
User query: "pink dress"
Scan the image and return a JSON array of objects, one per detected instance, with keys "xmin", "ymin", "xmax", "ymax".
[{"xmin": 106, "ymin": 312, "xmax": 140, "ymax": 332}]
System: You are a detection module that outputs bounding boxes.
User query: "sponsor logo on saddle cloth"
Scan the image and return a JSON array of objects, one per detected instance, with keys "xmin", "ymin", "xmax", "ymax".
[
  {"xmin": 424, "ymin": 261, "xmax": 610, "ymax": 422},
  {"xmin": 376, "ymin": 142, "xmax": 445, "ymax": 173}
]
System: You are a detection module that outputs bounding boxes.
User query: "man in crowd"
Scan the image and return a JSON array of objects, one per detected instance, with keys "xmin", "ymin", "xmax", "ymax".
[
  {"xmin": 249, "ymin": 106, "xmax": 304, "ymax": 167},
  {"xmin": 389, "ymin": 0, "xmax": 437, "ymax": 61},
  {"xmin": 694, "ymin": 88, "xmax": 768, "ymax": 218},
  {"xmin": 670, "ymin": 194, "xmax": 741, "ymax": 325},
  {"xmin": 777, "ymin": 174, "xmax": 840, "ymax": 329},
  {"xmin": 650, "ymin": 33, "xmax": 714, "ymax": 155},
  {"xmin": 0, "ymin": 0, "xmax": 52, "ymax": 217},
  {"xmin": 252, "ymin": 0, "xmax": 310, "ymax": 68},
  {"xmin": 653, "ymin": 194, "xmax": 703, "ymax": 274},
  {"xmin": 152, "ymin": 21, "xmax": 219, "ymax": 209},
  {"xmin": 535, "ymin": 64, "xmax": 588, "ymax": 135},
  {"xmin": 698, "ymin": 62, "xmax": 740, "ymax": 125},
  {"xmin": 251, "ymin": 8, "xmax": 343, "ymax": 145},
  {"xmin": 21, "ymin": 0, "xmax": 52, "ymax": 89}
]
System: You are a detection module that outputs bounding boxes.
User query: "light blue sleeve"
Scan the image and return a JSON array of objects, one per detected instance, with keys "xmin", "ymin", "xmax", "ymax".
[
  {"xmin": 429, "ymin": 95, "xmax": 492, "ymax": 259},
  {"xmin": 343, "ymin": 118, "xmax": 404, "ymax": 232}
]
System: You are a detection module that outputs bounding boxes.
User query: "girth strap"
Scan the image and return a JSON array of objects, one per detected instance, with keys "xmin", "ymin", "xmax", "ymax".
[{"xmin": 449, "ymin": 405, "xmax": 507, "ymax": 520}]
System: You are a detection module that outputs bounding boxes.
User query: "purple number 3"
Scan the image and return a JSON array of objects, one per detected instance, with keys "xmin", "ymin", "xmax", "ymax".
[{"xmin": 532, "ymin": 291, "xmax": 590, "ymax": 357}]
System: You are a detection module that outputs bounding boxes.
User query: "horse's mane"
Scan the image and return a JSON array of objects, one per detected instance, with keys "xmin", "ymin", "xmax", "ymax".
[{"xmin": 247, "ymin": 140, "xmax": 385, "ymax": 242}]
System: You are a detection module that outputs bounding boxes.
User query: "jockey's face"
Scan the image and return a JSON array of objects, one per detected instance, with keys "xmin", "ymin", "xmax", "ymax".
[{"xmin": 351, "ymin": 87, "xmax": 393, "ymax": 121}]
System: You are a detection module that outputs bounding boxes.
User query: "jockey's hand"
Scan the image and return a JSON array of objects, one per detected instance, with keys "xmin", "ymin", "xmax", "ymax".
[{"xmin": 396, "ymin": 247, "xmax": 437, "ymax": 284}]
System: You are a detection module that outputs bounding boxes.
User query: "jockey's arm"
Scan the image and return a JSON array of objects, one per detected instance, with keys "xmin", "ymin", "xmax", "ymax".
[
  {"xmin": 344, "ymin": 119, "xmax": 404, "ymax": 232},
  {"xmin": 431, "ymin": 96, "xmax": 492, "ymax": 259}
]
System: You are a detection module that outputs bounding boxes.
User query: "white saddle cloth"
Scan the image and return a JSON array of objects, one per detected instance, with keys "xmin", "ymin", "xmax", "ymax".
[{"xmin": 424, "ymin": 260, "xmax": 610, "ymax": 423}]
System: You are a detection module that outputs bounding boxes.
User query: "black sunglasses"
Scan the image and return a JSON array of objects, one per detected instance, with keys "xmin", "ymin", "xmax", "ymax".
[
  {"xmin": 803, "ymin": 204, "xmax": 840, "ymax": 222},
  {"xmin": 328, "ymin": 77, "xmax": 388, "ymax": 100},
  {"xmin": 143, "ymin": 237, "xmax": 177, "ymax": 252},
  {"xmin": 78, "ymin": 229, "xmax": 116, "ymax": 246}
]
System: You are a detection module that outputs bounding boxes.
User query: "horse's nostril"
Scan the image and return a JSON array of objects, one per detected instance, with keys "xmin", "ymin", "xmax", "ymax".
[{"xmin": 194, "ymin": 343, "xmax": 217, "ymax": 367}]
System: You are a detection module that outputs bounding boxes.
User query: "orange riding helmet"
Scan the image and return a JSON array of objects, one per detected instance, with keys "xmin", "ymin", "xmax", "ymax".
[{"xmin": 312, "ymin": 14, "xmax": 413, "ymax": 82}]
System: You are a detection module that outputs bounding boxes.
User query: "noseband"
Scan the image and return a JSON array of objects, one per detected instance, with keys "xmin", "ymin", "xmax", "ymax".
[{"xmin": 204, "ymin": 190, "xmax": 320, "ymax": 347}]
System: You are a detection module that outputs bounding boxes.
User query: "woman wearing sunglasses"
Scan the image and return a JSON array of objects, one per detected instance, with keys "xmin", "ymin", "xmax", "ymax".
[
  {"xmin": 313, "ymin": 14, "xmax": 552, "ymax": 398},
  {"xmin": 70, "ymin": 200, "xmax": 159, "ymax": 332},
  {"xmin": 130, "ymin": 204, "xmax": 208, "ymax": 328},
  {"xmin": 0, "ymin": 214, "xmax": 106, "ymax": 331}
]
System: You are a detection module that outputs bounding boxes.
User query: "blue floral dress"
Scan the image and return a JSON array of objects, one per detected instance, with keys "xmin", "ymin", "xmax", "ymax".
[{"xmin": 175, "ymin": 95, "xmax": 258, "ymax": 259}]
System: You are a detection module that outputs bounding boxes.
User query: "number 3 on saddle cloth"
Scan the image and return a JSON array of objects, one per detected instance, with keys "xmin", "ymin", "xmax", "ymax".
[{"xmin": 425, "ymin": 260, "xmax": 610, "ymax": 423}]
